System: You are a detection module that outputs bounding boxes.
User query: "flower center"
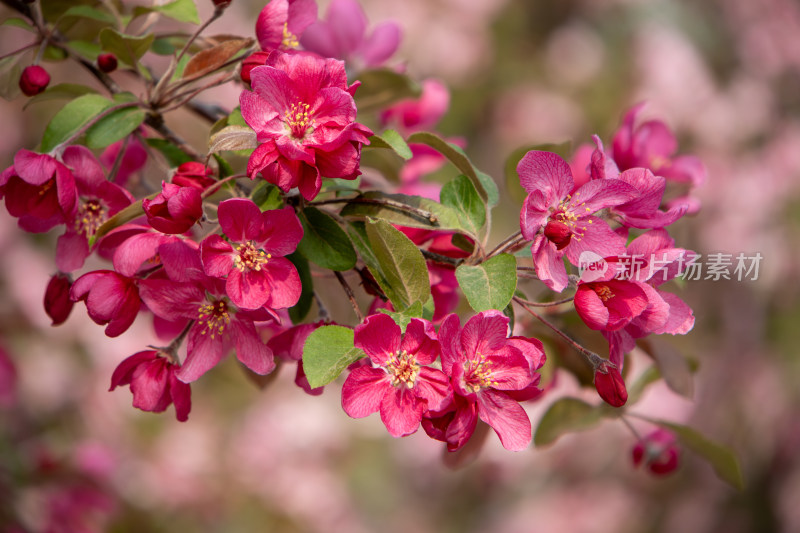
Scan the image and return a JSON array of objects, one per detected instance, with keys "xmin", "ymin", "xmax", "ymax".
[
  {"xmin": 233, "ymin": 241, "xmax": 271, "ymax": 272},
  {"xmin": 197, "ymin": 299, "xmax": 231, "ymax": 339},
  {"xmin": 284, "ymin": 102, "xmax": 313, "ymax": 139},
  {"xmin": 386, "ymin": 349, "xmax": 420, "ymax": 388},
  {"xmin": 282, "ymin": 22, "xmax": 299, "ymax": 49},
  {"xmin": 464, "ymin": 356, "xmax": 497, "ymax": 393},
  {"xmin": 38, "ymin": 180, "xmax": 54, "ymax": 197},
  {"xmin": 595, "ymin": 285, "xmax": 615, "ymax": 302},
  {"xmin": 75, "ymin": 199, "xmax": 107, "ymax": 238}
]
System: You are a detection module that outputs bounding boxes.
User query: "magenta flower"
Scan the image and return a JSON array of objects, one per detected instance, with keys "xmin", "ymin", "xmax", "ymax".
[
  {"xmin": 612, "ymin": 103, "xmax": 706, "ymax": 187},
  {"xmin": 632, "ymin": 429, "xmax": 680, "ymax": 475},
  {"xmin": 100, "ymin": 133, "xmax": 147, "ymax": 186},
  {"xmin": 44, "ymin": 272, "xmax": 74, "ymax": 326},
  {"xmin": 142, "ymin": 181, "xmax": 203, "ymax": 234},
  {"xmin": 56, "ymin": 146, "xmax": 133, "ymax": 272},
  {"xmin": 518, "ymin": 150, "xmax": 637, "ymax": 292},
  {"xmin": 71, "ymin": 270, "xmax": 141, "ymax": 337},
  {"xmin": 429, "ymin": 311, "xmax": 546, "ymax": 452},
  {"xmin": 241, "ymin": 51, "xmax": 372, "ymax": 200},
  {"xmin": 256, "ymin": 0, "xmax": 317, "ymax": 52},
  {"xmin": 600, "ymin": 229, "xmax": 696, "ymax": 367},
  {"xmin": 110, "ymin": 350, "xmax": 191, "ymax": 421},
  {"xmin": 341, "ymin": 314, "xmax": 450, "ymax": 437},
  {"xmin": 140, "ymin": 241, "xmax": 277, "ymax": 383},
  {"xmin": 301, "ymin": 0, "xmax": 401, "ymax": 71},
  {"xmin": 200, "ymin": 199, "xmax": 302, "ymax": 310},
  {"xmin": 0, "ymin": 149, "xmax": 76, "ymax": 233},
  {"xmin": 574, "ymin": 279, "xmax": 649, "ymax": 332}
]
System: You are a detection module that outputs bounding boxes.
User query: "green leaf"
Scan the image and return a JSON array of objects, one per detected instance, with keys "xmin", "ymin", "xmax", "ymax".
[
  {"xmin": 406, "ymin": 132, "xmax": 499, "ymax": 207},
  {"xmin": 85, "ymin": 95, "xmax": 145, "ymax": 149},
  {"xmin": 378, "ymin": 301, "xmax": 423, "ymax": 332},
  {"xmin": 339, "ymin": 191, "xmax": 469, "ymax": 237},
  {"xmin": 2, "ymin": 17, "xmax": 35, "ymax": 32},
  {"xmin": 534, "ymin": 398, "xmax": 609, "ymax": 447},
  {"xmin": 288, "ymin": 253, "xmax": 314, "ymax": 324},
  {"xmin": 0, "ymin": 56, "xmax": 21, "ymax": 100},
  {"xmin": 133, "ymin": 0, "xmax": 200, "ymax": 24},
  {"xmin": 99, "ymin": 28, "xmax": 154, "ymax": 66},
  {"xmin": 66, "ymin": 40, "xmax": 103, "ymax": 61},
  {"xmin": 365, "ymin": 218, "xmax": 430, "ymax": 310},
  {"xmin": 60, "ymin": 5, "xmax": 116, "ymax": 24},
  {"xmin": 41, "ymin": 94, "xmax": 112, "ymax": 152},
  {"xmin": 146, "ymin": 138, "xmax": 192, "ymax": 167},
  {"xmin": 251, "ymin": 182, "xmax": 284, "ymax": 211},
  {"xmin": 303, "ymin": 325, "xmax": 365, "ymax": 388},
  {"xmin": 648, "ymin": 420, "xmax": 745, "ymax": 490},
  {"xmin": 297, "ymin": 207, "xmax": 357, "ymax": 271},
  {"xmin": 440, "ymin": 174, "xmax": 486, "ymax": 236},
  {"xmin": 505, "ymin": 142, "xmax": 572, "ymax": 205},
  {"xmin": 456, "ymin": 254, "xmax": 517, "ymax": 312},
  {"xmin": 23, "ymin": 83, "xmax": 98, "ymax": 110},
  {"xmin": 353, "ymin": 69, "xmax": 420, "ymax": 114},
  {"xmin": 212, "ymin": 153, "xmax": 233, "ymax": 179},
  {"xmin": 367, "ymin": 129, "xmax": 413, "ymax": 160},
  {"xmin": 43, "ymin": 46, "xmax": 68, "ymax": 61}
]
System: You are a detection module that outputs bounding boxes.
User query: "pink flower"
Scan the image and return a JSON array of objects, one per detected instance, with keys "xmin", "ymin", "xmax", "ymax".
[
  {"xmin": 44, "ymin": 272, "xmax": 74, "ymax": 326},
  {"xmin": 301, "ymin": 0, "xmax": 402, "ymax": 71},
  {"xmin": 241, "ymin": 51, "xmax": 372, "ymax": 200},
  {"xmin": 56, "ymin": 146, "xmax": 133, "ymax": 272},
  {"xmin": 341, "ymin": 314, "xmax": 450, "ymax": 437},
  {"xmin": 594, "ymin": 360, "xmax": 627, "ymax": 407},
  {"xmin": 574, "ymin": 279, "xmax": 649, "ymax": 332},
  {"xmin": 518, "ymin": 150, "xmax": 637, "ymax": 292},
  {"xmin": 427, "ymin": 311, "xmax": 546, "ymax": 452},
  {"xmin": 71, "ymin": 270, "xmax": 141, "ymax": 337},
  {"xmin": 380, "ymin": 79, "xmax": 449, "ymax": 134},
  {"xmin": 140, "ymin": 242, "xmax": 277, "ymax": 383},
  {"xmin": 612, "ymin": 103, "xmax": 706, "ymax": 187},
  {"xmin": 110, "ymin": 350, "xmax": 191, "ymax": 421},
  {"xmin": 19, "ymin": 65, "xmax": 50, "ymax": 96},
  {"xmin": 142, "ymin": 181, "xmax": 203, "ymax": 234},
  {"xmin": 200, "ymin": 199, "xmax": 302, "ymax": 310},
  {"xmin": 256, "ymin": 0, "xmax": 317, "ymax": 52},
  {"xmin": 0, "ymin": 149, "xmax": 76, "ymax": 232},
  {"xmin": 632, "ymin": 429, "xmax": 680, "ymax": 475}
]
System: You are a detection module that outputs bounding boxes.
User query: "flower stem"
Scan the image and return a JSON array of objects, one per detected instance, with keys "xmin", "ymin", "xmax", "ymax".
[
  {"xmin": 486, "ymin": 230, "xmax": 525, "ymax": 259},
  {"xmin": 0, "ymin": 40, "xmax": 40, "ymax": 61},
  {"xmin": 514, "ymin": 296, "xmax": 604, "ymax": 369},
  {"xmin": 335, "ymin": 271, "xmax": 364, "ymax": 323},
  {"xmin": 310, "ymin": 196, "xmax": 438, "ymax": 224}
]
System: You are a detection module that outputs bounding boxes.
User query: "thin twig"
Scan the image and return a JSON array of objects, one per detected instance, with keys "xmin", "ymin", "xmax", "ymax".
[
  {"xmin": 144, "ymin": 113, "xmax": 202, "ymax": 160},
  {"xmin": 514, "ymin": 296, "xmax": 604, "ymax": 369},
  {"xmin": 420, "ymin": 249, "xmax": 463, "ymax": 266},
  {"xmin": 514, "ymin": 295, "xmax": 574, "ymax": 307},
  {"xmin": 0, "ymin": 40, "xmax": 40, "ymax": 61},
  {"xmin": 311, "ymin": 196, "xmax": 438, "ymax": 224},
  {"xmin": 335, "ymin": 271, "xmax": 364, "ymax": 322},
  {"xmin": 486, "ymin": 230, "xmax": 526, "ymax": 259}
]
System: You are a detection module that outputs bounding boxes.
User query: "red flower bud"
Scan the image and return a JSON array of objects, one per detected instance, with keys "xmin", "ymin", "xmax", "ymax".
[
  {"xmin": 97, "ymin": 53, "xmax": 118, "ymax": 73},
  {"xmin": 240, "ymin": 51, "xmax": 271, "ymax": 84},
  {"xmin": 594, "ymin": 362, "xmax": 627, "ymax": 407},
  {"xmin": 143, "ymin": 181, "xmax": 204, "ymax": 234},
  {"xmin": 544, "ymin": 220, "xmax": 572, "ymax": 249},
  {"xmin": 19, "ymin": 65, "xmax": 50, "ymax": 96},
  {"xmin": 44, "ymin": 272, "xmax": 74, "ymax": 326},
  {"xmin": 171, "ymin": 162, "xmax": 216, "ymax": 191},
  {"xmin": 632, "ymin": 429, "xmax": 680, "ymax": 475}
]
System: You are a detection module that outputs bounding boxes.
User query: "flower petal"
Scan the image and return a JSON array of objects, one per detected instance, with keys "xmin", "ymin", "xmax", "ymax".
[{"xmin": 477, "ymin": 389, "xmax": 531, "ymax": 451}]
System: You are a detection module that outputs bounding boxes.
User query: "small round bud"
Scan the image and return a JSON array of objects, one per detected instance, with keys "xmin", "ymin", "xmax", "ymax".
[
  {"xmin": 240, "ymin": 51, "xmax": 271, "ymax": 84},
  {"xmin": 19, "ymin": 65, "xmax": 50, "ymax": 97},
  {"xmin": 594, "ymin": 362, "xmax": 628, "ymax": 407},
  {"xmin": 97, "ymin": 53, "xmax": 118, "ymax": 73}
]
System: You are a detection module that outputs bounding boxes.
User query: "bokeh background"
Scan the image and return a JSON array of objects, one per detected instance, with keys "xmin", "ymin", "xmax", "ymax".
[{"xmin": 2, "ymin": 0, "xmax": 800, "ymax": 531}]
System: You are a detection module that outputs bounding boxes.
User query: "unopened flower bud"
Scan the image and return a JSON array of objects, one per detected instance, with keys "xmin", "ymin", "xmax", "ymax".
[
  {"xmin": 240, "ymin": 51, "xmax": 271, "ymax": 84},
  {"xmin": 632, "ymin": 429, "xmax": 680, "ymax": 475},
  {"xmin": 594, "ymin": 362, "xmax": 627, "ymax": 407},
  {"xmin": 44, "ymin": 272, "xmax": 74, "ymax": 326},
  {"xmin": 19, "ymin": 65, "xmax": 50, "ymax": 96},
  {"xmin": 171, "ymin": 162, "xmax": 216, "ymax": 190},
  {"xmin": 97, "ymin": 53, "xmax": 118, "ymax": 73},
  {"xmin": 143, "ymin": 181, "xmax": 204, "ymax": 234},
  {"xmin": 544, "ymin": 220, "xmax": 572, "ymax": 249}
]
